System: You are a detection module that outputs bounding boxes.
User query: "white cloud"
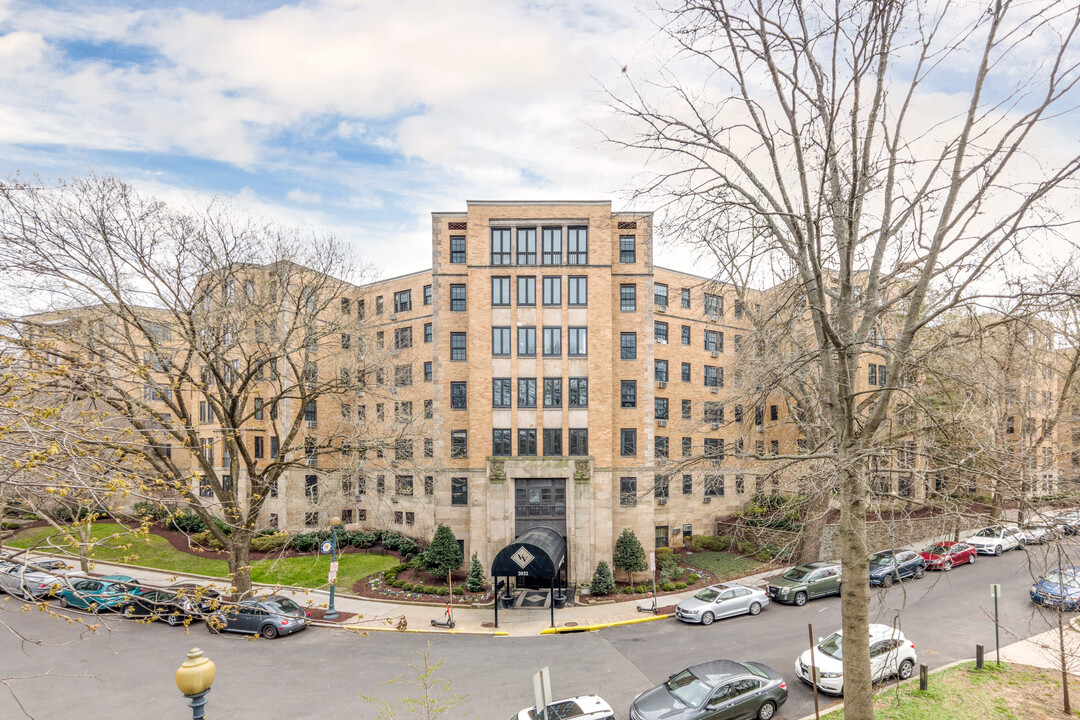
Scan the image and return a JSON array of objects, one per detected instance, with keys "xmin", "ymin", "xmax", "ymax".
[{"xmin": 286, "ymin": 188, "xmax": 322, "ymax": 204}]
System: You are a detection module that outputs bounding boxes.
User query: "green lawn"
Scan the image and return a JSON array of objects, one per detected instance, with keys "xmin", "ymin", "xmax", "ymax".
[
  {"xmin": 683, "ymin": 551, "xmax": 766, "ymax": 581},
  {"xmin": 6, "ymin": 523, "xmax": 396, "ymax": 591},
  {"xmin": 829, "ymin": 662, "xmax": 1080, "ymax": 720}
]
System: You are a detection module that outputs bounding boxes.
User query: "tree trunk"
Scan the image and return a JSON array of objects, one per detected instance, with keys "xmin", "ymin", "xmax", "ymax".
[
  {"xmin": 797, "ymin": 491, "xmax": 830, "ymax": 564},
  {"xmin": 839, "ymin": 464, "xmax": 874, "ymax": 720},
  {"xmin": 77, "ymin": 525, "xmax": 91, "ymax": 573},
  {"xmin": 227, "ymin": 530, "xmax": 254, "ymax": 597}
]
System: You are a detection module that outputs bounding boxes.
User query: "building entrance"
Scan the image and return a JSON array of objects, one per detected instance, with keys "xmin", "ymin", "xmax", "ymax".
[{"xmin": 514, "ymin": 478, "xmax": 567, "ymax": 589}]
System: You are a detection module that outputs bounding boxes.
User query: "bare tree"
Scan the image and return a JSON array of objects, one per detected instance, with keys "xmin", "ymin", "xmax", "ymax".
[{"xmin": 609, "ymin": 1, "xmax": 1080, "ymax": 715}]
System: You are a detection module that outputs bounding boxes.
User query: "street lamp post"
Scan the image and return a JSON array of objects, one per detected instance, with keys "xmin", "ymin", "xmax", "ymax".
[
  {"xmin": 175, "ymin": 648, "xmax": 215, "ymax": 720},
  {"xmin": 325, "ymin": 515, "xmax": 342, "ymax": 620}
]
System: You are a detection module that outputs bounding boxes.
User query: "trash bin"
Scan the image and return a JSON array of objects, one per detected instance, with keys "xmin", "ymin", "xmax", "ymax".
[
  {"xmin": 501, "ymin": 594, "xmax": 515, "ymax": 609},
  {"xmin": 553, "ymin": 594, "xmax": 567, "ymax": 609}
]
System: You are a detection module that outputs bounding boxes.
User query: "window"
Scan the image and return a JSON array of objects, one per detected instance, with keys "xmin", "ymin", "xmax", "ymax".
[
  {"xmin": 254, "ymin": 436, "xmax": 264, "ymax": 459},
  {"xmin": 797, "ymin": 438, "xmax": 807, "ymax": 454},
  {"xmin": 704, "ymin": 366, "xmax": 723, "ymax": 387},
  {"xmin": 393, "ymin": 364, "xmax": 412, "ymax": 388},
  {"xmin": 425, "ymin": 438, "xmax": 433, "ymax": 457},
  {"xmin": 517, "ymin": 326, "xmax": 536, "ymax": 356},
  {"xmin": 268, "ymin": 513, "xmax": 279, "ymax": 528},
  {"xmin": 450, "ymin": 235, "xmax": 466, "ymax": 263},
  {"xmin": 1006, "ymin": 416, "xmax": 1015, "ymax": 434},
  {"xmin": 655, "ymin": 321, "xmax": 668, "ymax": 344},
  {"xmin": 704, "ymin": 293, "xmax": 723, "ymax": 316},
  {"xmin": 769, "ymin": 404, "xmax": 778, "ymax": 422},
  {"xmin": 518, "ymin": 378, "xmax": 537, "ymax": 407},
  {"xmin": 755, "ymin": 406, "xmax": 764, "ymax": 426},
  {"xmin": 493, "ymin": 429, "xmax": 512, "ymax": 456},
  {"xmin": 543, "ymin": 428, "xmax": 562, "ymax": 456},
  {"xmin": 341, "ymin": 333, "xmax": 351, "ymax": 350},
  {"xmin": 868, "ymin": 363, "xmax": 878, "ymax": 386},
  {"xmin": 681, "ymin": 325, "xmax": 690, "ymax": 345},
  {"xmin": 770, "ymin": 440, "xmax": 779, "ymax": 455},
  {"xmin": 424, "ymin": 323, "xmax": 432, "ymax": 343},
  {"xmin": 450, "ymin": 382, "xmax": 467, "ymax": 409},
  {"xmin": 733, "ymin": 335, "xmax": 742, "ymax": 352},
  {"xmin": 620, "ymin": 332, "xmax": 637, "ymax": 360},
  {"xmin": 654, "ymin": 283, "xmax": 668, "ymax": 307},
  {"xmin": 655, "ymin": 398, "xmax": 669, "ymax": 420},
  {"xmin": 305, "ymin": 512, "xmax": 319, "ymax": 528},
  {"xmin": 682, "ymin": 474, "xmax": 693, "ymax": 494},
  {"xmin": 655, "ymin": 360, "xmax": 669, "ymax": 383},
  {"xmin": 655, "ymin": 525, "xmax": 669, "ymax": 548},
  {"xmin": 395, "ymin": 326, "xmax": 412, "ymax": 349},
  {"xmin": 396, "ymin": 475, "xmax": 413, "ymax": 496},
  {"xmin": 705, "ymin": 475, "xmax": 724, "ymax": 498},
  {"xmin": 681, "ymin": 288, "xmax": 691, "ymax": 308},
  {"xmin": 254, "ymin": 398, "xmax": 264, "ymax": 420},
  {"xmin": 424, "ymin": 362, "xmax": 432, "ymax": 382},
  {"xmin": 451, "ymin": 477, "xmax": 468, "ymax": 505},
  {"xmin": 734, "ymin": 298, "xmax": 744, "ymax": 318},
  {"xmin": 518, "ymin": 429, "xmax": 537, "ymax": 456},
  {"xmin": 567, "ymin": 226, "xmax": 588, "ymax": 264},
  {"xmin": 492, "ymin": 326, "xmax": 512, "ymax": 356},
  {"xmin": 621, "ymin": 380, "xmax": 637, "ymax": 408},
  {"xmin": 423, "ymin": 284, "xmax": 432, "ymax": 305},
  {"xmin": 656, "ymin": 438, "xmax": 669, "ymax": 459},
  {"xmin": 424, "ymin": 399, "xmax": 433, "ymax": 418},
  {"xmin": 305, "ymin": 475, "xmax": 319, "ymax": 503},
  {"xmin": 569, "ymin": 428, "xmax": 589, "ymax": 455},
  {"xmin": 340, "ymin": 297, "xmax": 351, "ymax": 315},
  {"xmin": 376, "ymin": 332, "xmax": 384, "ymax": 348},
  {"xmin": 543, "ymin": 326, "xmax": 561, "ymax": 356},
  {"xmin": 681, "ymin": 363, "xmax": 691, "ymax": 382},
  {"xmin": 542, "ymin": 276, "xmax": 561, "ymax": 305},
  {"xmin": 377, "ymin": 475, "xmax": 386, "ymax": 493},
  {"xmin": 517, "ymin": 228, "xmax": 537, "ymax": 265},
  {"xmin": 619, "ymin": 236, "xmax": 636, "ymax": 263},
  {"xmin": 492, "ymin": 276, "xmax": 511, "ymax": 306},
  {"xmin": 199, "ymin": 401, "xmax": 215, "ymax": 424},
  {"xmin": 620, "ymin": 284, "xmax": 637, "ymax": 311},
  {"xmin": 682, "ymin": 437, "xmax": 692, "ymax": 457},
  {"xmin": 543, "ymin": 378, "xmax": 562, "ymax": 407},
  {"xmin": 620, "ymin": 477, "xmax": 637, "ymax": 506},
  {"xmin": 491, "ymin": 228, "xmax": 512, "ymax": 265},
  {"xmin": 705, "ymin": 330, "xmax": 722, "ymax": 352},
  {"xmin": 450, "ymin": 430, "xmax": 467, "ymax": 458},
  {"xmin": 305, "ymin": 401, "xmax": 318, "ymax": 424},
  {"xmin": 621, "ymin": 428, "xmax": 637, "ymax": 457},
  {"xmin": 735, "ymin": 405, "xmax": 743, "ymax": 423},
  {"xmin": 450, "ymin": 284, "xmax": 466, "ymax": 311},
  {"xmin": 492, "ymin": 378, "xmax": 512, "ymax": 407},
  {"xmin": 682, "ymin": 399, "xmax": 692, "ymax": 420},
  {"xmin": 270, "ymin": 436, "xmax": 279, "ymax": 458},
  {"xmin": 542, "ymin": 227, "xmax": 562, "ymax": 264},
  {"xmin": 375, "ymin": 296, "xmax": 384, "ymax": 315},
  {"xmin": 736, "ymin": 476, "xmax": 745, "ymax": 494},
  {"xmin": 568, "ymin": 276, "xmax": 587, "ymax": 305},
  {"xmin": 705, "ymin": 402, "xmax": 724, "ymax": 424},
  {"xmin": 568, "ymin": 327, "xmax": 587, "ymax": 356},
  {"xmin": 704, "ymin": 438, "xmax": 721, "ymax": 460},
  {"xmin": 393, "ymin": 290, "xmax": 412, "ymax": 313},
  {"xmin": 358, "ymin": 299, "xmax": 365, "ymax": 319},
  {"xmin": 879, "ymin": 364, "xmax": 886, "ymax": 386},
  {"xmin": 199, "ymin": 476, "xmax": 213, "ymax": 497},
  {"xmin": 568, "ymin": 377, "xmax": 588, "ymax": 407},
  {"xmin": 424, "ymin": 476, "xmax": 434, "ymax": 495},
  {"xmin": 517, "ymin": 276, "xmax": 536, "ymax": 305}
]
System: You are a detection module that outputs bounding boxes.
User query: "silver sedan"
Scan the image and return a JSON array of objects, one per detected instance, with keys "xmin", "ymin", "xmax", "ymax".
[
  {"xmin": 0, "ymin": 561, "xmax": 70, "ymax": 600},
  {"xmin": 675, "ymin": 582, "xmax": 770, "ymax": 625}
]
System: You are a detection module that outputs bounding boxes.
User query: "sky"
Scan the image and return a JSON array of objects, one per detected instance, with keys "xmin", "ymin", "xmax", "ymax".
[{"xmin": 0, "ymin": 0, "xmax": 676, "ymax": 280}]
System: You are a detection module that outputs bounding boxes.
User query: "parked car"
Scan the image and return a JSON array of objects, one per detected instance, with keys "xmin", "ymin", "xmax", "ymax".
[
  {"xmin": 58, "ymin": 575, "xmax": 142, "ymax": 612},
  {"xmin": 868, "ymin": 550, "xmax": 925, "ymax": 587},
  {"xmin": 629, "ymin": 659, "xmax": 787, "ymax": 720},
  {"xmin": 919, "ymin": 542, "xmax": 977, "ymax": 571},
  {"xmin": 166, "ymin": 582, "xmax": 224, "ymax": 614},
  {"xmin": 1017, "ymin": 523, "xmax": 1056, "ymax": 544},
  {"xmin": 514, "ymin": 695, "xmax": 615, "ymax": 720},
  {"xmin": 207, "ymin": 595, "xmax": 309, "ymax": 639},
  {"xmin": 1049, "ymin": 511, "xmax": 1080, "ymax": 535},
  {"xmin": 676, "ymin": 583, "xmax": 770, "ymax": 625},
  {"xmin": 767, "ymin": 561, "xmax": 841, "ymax": 606},
  {"xmin": 0, "ymin": 561, "xmax": 75, "ymax": 600},
  {"xmin": 795, "ymin": 623, "xmax": 917, "ymax": 696},
  {"xmin": 1029, "ymin": 566, "xmax": 1080, "ymax": 611},
  {"xmin": 120, "ymin": 588, "xmax": 197, "ymax": 626},
  {"xmin": 966, "ymin": 526, "xmax": 1025, "ymax": 555}
]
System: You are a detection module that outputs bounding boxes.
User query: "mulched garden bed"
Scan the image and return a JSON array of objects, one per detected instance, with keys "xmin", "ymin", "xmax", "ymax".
[{"xmin": 353, "ymin": 565, "xmax": 494, "ymax": 605}]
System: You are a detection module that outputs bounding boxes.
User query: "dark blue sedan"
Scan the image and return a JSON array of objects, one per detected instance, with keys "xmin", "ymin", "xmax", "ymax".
[
  {"xmin": 1030, "ymin": 566, "xmax": 1080, "ymax": 611},
  {"xmin": 869, "ymin": 550, "xmax": 925, "ymax": 587}
]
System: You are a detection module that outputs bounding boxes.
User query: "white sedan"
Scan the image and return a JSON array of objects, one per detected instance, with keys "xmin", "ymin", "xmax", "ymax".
[
  {"xmin": 795, "ymin": 623, "xmax": 917, "ymax": 696},
  {"xmin": 966, "ymin": 526, "xmax": 1025, "ymax": 555}
]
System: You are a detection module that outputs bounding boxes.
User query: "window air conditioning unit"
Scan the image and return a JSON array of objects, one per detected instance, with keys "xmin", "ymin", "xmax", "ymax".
[
  {"xmin": 390, "ymin": 461, "xmax": 400, "ymax": 468},
  {"xmin": 711, "ymin": 387, "xmax": 720, "ymax": 393},
  {"xmin": 391, "ymin": 496, "xmax": 399, "ymax": 503},
  {"xmin": 353, "ymin": 495, "xmax": 365, "ymax": 501},
  {"xmin": 656, "ymin": 304, "xmax": 666, "ymax": 313},
  {"xmin": 711, "ymin": 460, "xmax": 721, "ymax": 467},
  {"xmin": 658, "ymin": 497, "xmax": 667, "ymax": 505},
  {"xmin": 389, "ymin": 313, "xmax": 398, "ymax": 320},
  {"xmin": 711, "ymin": 351, "xmax": 720, "ymax": 358},
  {"xmin": 711, "ymin": 423, "xmax": 720, "ymax": 430},
  {"xmin": 657, "ymin": 381, "xmax": 667, "ymax": 388},
  {"xmin": 704, "ymin": 496, "xmax": 712, "ymax": 503},
  {"xmin": 390, "ymin": 387, "xmax": 398, "ymax": 395},
  {"xmin": 306, "ymin": 420, "xmax": 318, "ymax": 428},
  {"xmin": 657, "ymin": 419, "xmax": 667, "ymax": 427}
]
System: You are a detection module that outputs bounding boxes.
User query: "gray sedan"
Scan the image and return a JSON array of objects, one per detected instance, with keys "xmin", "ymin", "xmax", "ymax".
[
  {"xmin": 0, "ymin": 561, "xmax": 72, "ymax": 600},
  {"xmin": 630, "ymin": 659, "xmax": 788, "ymax": 720},
  {"xmin": 207, "ymin": 595, "xmax": 310, "ymax": 639},
  {"xmin": 675, "ymin": 583, "xmax": 770, "ymax": 625}
]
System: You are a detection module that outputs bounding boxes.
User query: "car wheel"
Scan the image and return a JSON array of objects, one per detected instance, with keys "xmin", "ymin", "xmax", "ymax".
[
  {"xmin": 749, "ymin": 602, "xmax": 762, "ymax": 616},
  {"xmin": 261, "ymin": 624, "xmax": 279, "ymax": 639},
  {"xmin": 882, "ymin": 575, "xmax": 894, "ymax": 588},
  {"xmin": 206, "ymin": 618, "xmax": 223, "ymax": 634},
  {"xmin": 794, "ymin": 592, "xmax": 808, "ymax": 606},
  {"xmin": 122, "ymin": 604, "xmax": 136, "ymax": 619},
  {"xmin": 968, "ymin": 553, "xmax": 976, "ymax": 564},
  {"xmin": 59, "ymin": 595, "xmax": 69, "ymax": 608},
  {"xmin": 165, "ymin": 614, "xmax": 181, "ymax": 627},
  {"xmin": 898, "ymin": 659, "xmax": 914, "ymax": 680},
  {"xmin": 943, "ymin": 560, "xmax": 953, "ymax": 572},
  {"xmin": 914, "ymin": 566, "xmax": 925, "ymax": 579},
  {"xmin": 701, "ymin": 612, "xmax": 714, "ymax": 626},
  {"xmin": 994, "ymin": 545, "xmax": 1002, "ymax": 556},
  {"xmin": 757, "ymin": 700, "xmax": 776, "ymax": 720}
]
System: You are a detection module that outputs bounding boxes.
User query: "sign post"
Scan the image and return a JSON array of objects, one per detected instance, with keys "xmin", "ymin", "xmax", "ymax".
[
  {"xmin": 991, "ymin": 584, "xmax": 1002, "ymax": 666},
  {"xmin": 533, "ymin": 667, "xmax": 552, "ymax": 720},
  {"xmin": 650, "ymin": 552, "xmax": 658, "ymax": 614}
]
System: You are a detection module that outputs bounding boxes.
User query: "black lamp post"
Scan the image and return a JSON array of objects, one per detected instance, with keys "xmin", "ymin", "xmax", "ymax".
[{"xmin": 325, "ymin": 515, "xmax": 342, "ymax": 620}]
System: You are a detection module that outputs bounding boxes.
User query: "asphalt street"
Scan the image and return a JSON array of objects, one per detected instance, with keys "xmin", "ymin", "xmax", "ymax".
[{"xmin": 0, "ymin": 542, "xmax": 1072, "ymax": 720}]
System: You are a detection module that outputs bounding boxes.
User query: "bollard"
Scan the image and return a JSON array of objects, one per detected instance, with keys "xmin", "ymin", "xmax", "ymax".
[
  {"xmin": 919, "ymin": 664, "xmax": 928, "ymax": 691},
  {"xmin": 976, "ymin": 644, "xmax": 984, "ymax": 669}
]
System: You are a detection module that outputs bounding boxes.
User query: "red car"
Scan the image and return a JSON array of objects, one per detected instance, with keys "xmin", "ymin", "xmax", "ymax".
[{"xmin": 920, "ymin": 542, "xmax": 977, "ymax": 571}]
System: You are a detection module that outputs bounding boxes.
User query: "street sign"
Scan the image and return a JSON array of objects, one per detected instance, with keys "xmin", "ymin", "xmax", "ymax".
[
  {"xmin": 320, "ymin": 540, "xmax": 333, "ymax": 554},
  {"xmin": 990, "ymin": 583, "xmax": 1001, "ymax": 599},
  {"xmin": 330, "ymin": 561, "xmax": 339, "ymax": 573},
  {"xmin": 649, "ymin": 551, "xmax": 656, "ymax": 572},
  {"xmin": 328, "ymin": 570, "xmax": 338, "ymax": 582},
  {"xmin": 533, "ymin": 667, "xmax": 552, "ymax": 720}
]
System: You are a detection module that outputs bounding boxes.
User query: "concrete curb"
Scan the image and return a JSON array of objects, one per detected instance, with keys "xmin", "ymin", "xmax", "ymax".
[
  {"xmin": 793, "ymin": 658, "xmax": 976, "ymax": 720},
  {"xmin": 539, "ymin": 613, "xmax": 674, "ymax": 634},
  {"xmin": 343, "ymin": 623, "xmax": 509, "ymax": 637}
]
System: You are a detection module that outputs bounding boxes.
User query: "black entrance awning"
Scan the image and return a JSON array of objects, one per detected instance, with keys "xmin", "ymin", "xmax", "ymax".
[{"xmin": 491, "ymin": 526, "xmax": 566, "ymax": 579}]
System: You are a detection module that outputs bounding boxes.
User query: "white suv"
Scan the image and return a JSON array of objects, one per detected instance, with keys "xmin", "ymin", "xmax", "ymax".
[
  {"xmin": 795, "ymin": 624, "xmax": 916, "ymax": 696},
  {"xmin": 967, "ymin": 525, "xmax": 1025, "ymax": 555},
  {"xmin": 513, "ymin": 695, "xmax": 614, "ymax": 720}
]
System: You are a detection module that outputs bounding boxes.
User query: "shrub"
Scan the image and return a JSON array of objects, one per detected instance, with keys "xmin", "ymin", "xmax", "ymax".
[
  {"xmin": 590, "ymin": 561, "xmax": 616, "ymax": 596},
  {"xmin": 452, "ymin": 587, "xmax": 464, "ymax": 595},
  {"xmin": 290, "ymin": 532, "xmax": 321, "ymax": 553},
  {"xmin": 383, "ymin": 532, "xmax": 421, "ymax": 557},
  {"xmin": 661, "ymin": 582, "xmax": 676, "ymax": 592},
  {"xmin": 1, "ymin": 521, "xmax": 21, "ymax": 531},
  {"xmin": 756, "ymin": 549, "xmax": 775, "ymax": 562},
  {"xmin": 255, "ymin": 528, "xmax": 279, "ymax": 537},
  {"xmin": 655, "ymin": 547, "xmax": 674, "ymax": 557},
  {"xmin": 424, "ymin": 524, "xmax": 463, "ymax": 576},
  {"xmin": 165, "ymin": 511, "xmax": 206, "ymax": 534},
  {"xmin": 437, "ymin": 587, "xmax": 449, "ymax": 596},
  {"xmin": 350, "ymin": 531, "xmax": 379, "ymax": 548},
  {"xmin": 675, "ymin": 582, "xmax": 687, "ymax": 590},
  {"xmin": 211, "ymin": 517, "xmax": 231, "ymax": 536},
  {"xmin": 133, "ymin": 502, "xmax": 169, "ymax": 521},
  {"xmin": 621, "ymin": 586, "xmax": 636, "ymax": 595},
  {"xmin": 465, "ymin": 552, "xmax": 486, "ymax": 592},
  {"xmin": 636, "ymin": 584, "xmax": 650, "ymax": 594},
  {"xmin": 191, "ymin": 530, "xmax": 224, "ymax": 550},
  {"xmin": 737, "ymin": 541, "xmax": 756, "ymax": 556},
  {"xmin": 687, "ymin": 573, "xmax": 701, "ymax": 584},
  {"xmin": 250, "ymin": 533, "xmax": 290, "ymax": 553},
  {"xmin": 425, "ymin": 586, "xmax": 440, "ymax": 595}
]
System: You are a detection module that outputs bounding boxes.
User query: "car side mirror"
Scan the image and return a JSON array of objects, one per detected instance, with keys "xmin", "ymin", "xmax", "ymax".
[{"xmin": 818, "ymin": 637, "xmax": 823, "ymax": 643}]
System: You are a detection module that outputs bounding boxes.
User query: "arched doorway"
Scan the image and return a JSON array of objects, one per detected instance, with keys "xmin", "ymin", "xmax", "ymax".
[{"xmin": 491, "ymin": 526, "xmax": 567, "ymax": 628}]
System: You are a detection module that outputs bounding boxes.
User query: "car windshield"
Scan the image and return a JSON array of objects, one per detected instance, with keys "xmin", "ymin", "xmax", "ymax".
[
  {"xmin": 1044, "ymin": 571, "xmax": 1080, "ymax": 589},
  {"xmin": 266, "ymin": 597, "xmax": 302, "ymax": 614},
  {"xmin": 868, "ymin": 553, "xmax": 894, "ymax": 565},
  {"xmin": 924, "ymin": 546, "xmax": 948, "ymax": 555},
  {"xmin": 819, "ymin": 632, "xmax": 843, "ymax": 659},
  {"xmin": 974, "ymin": 528, "xmax": 999, "ymax": 538},
  {"xmin": 693, "ymin": 588, "xmax": 721, "ymax": 602},
  {"xmin": 783, "ymin": 567, "xmax": 812, "ymax": 582},
  {"xmin": 665, "ymin": 669, "xmax": 713, "ymax": 707}
]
